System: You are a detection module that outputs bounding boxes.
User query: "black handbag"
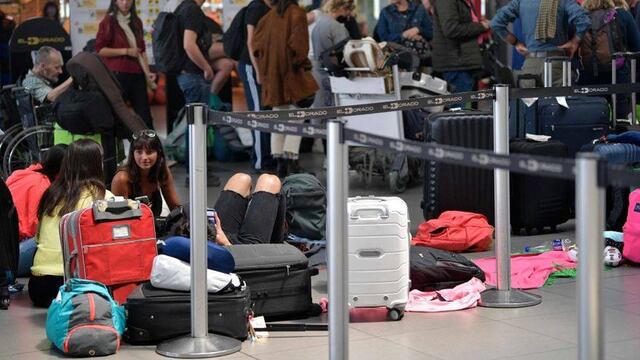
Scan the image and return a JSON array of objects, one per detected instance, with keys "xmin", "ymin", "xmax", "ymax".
[{"xmin": 401, "ymin": 9, "xmax": 431, "ymax": 61}]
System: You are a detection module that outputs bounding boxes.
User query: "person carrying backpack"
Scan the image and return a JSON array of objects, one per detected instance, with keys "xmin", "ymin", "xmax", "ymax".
[{"xmin": 577, "ymin": 0, "xmax": 640, "ymax": 119}]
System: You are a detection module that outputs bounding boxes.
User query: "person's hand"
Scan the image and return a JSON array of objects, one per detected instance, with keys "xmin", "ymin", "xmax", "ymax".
[
  {"xmin": 515, "ymin": 42, "xmax": 529, "ymax": 56},
  {"xmin": 147, "ymin": 72, "xmax": 157, "ymax": 83},
  {"xmin": 203, "ymin": 64, "xmax": 214, "ymax": 81},
  {"xmin": 402, "ymin": 27, "xmax": 420, "ymax": 39},
  {"xmin": 410, "ymin": 34, "xmax": 424, "ymax": 41},
  {"xmin": 125, "ymin": 48, "xmax": 140, "ymax": 58},
  {"xmin": 214, "ymin": 212, "xmax": 231, "ymax": 246},
  {"xmin": 558, "ymin": 37, "xmax": 580, "ymax": 58},
  {"xmin": 256, "ymin": 71, "xmax": 262, "ymax": 85},
  {"xmin": 481, "ymin": 19, "xmax": 491, "ymax": 30}
]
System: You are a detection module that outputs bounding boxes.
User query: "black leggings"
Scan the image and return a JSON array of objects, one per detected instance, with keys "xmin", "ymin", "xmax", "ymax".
[
  {"xmin": 214, "ymin": 190, "xmax": 286, "ymax": 244},
  {"xmin": 114, "ymin": 72, "xmax": 154, "ymax": 129},
  {"xmin": 28, "ymin": 275, "xmax": 64, "ymax": 308}
]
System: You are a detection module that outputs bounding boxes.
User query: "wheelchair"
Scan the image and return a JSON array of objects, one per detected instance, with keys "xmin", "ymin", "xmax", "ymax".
[{"xmin": 0, "ymin": 86, "xmax": 55, "ymax": 178}]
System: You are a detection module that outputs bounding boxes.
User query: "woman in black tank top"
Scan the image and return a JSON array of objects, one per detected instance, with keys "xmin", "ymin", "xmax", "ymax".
[{"xmin": 111, "ymin": 130, "xmax": 181, "ymax": 217}]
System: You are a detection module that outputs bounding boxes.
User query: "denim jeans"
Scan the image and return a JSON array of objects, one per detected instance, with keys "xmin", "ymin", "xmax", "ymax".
[
  {"xmin": 17, "ymin": 238, "xmax": 36, "ymax": 277},
  {"xmin": 443, "ymin": 71, "xmax": 475, "ymax": 108},
  {"xmin": 177, "ymin": 73, "xmax": 211, "ymax": 169}
]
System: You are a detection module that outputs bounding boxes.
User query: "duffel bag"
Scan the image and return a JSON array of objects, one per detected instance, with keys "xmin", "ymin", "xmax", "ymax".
[{"xmin": 409, "ymin": 246, "xmax": 485, "ymax": 291}]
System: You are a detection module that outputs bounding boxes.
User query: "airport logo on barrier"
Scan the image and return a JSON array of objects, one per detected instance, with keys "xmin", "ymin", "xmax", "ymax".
[
  {"xmin": 382, "ymin": 101, "xmax": 420, "ymax": 110},
  {"xmin": 222, "ymin": 115, "xmax": 243, "ymax": 126},
  {"xmin": 246, "ymin": 120, "xmax": 270, "ymax": 130},
  {"xmin": 336, "ymin": 105, "xmax": 375, "ymax": 115},
  {"xmin": 428, "ymin": 96, "xmax": 463, "ymax": 106},
  {"xmin": 388, "ymin": 140, "xmax": 422, "ymax": 154},
  {"xmin": 470, "ymin": 92, "xmax": 494, "ymax": 101},
  {"xmin": 471, "ymin": 153, "xmax": 511, "ymax": 167},
  {"xmin": 273, "ymin": 123, "xmax": 299, "ymax": 133},
  {"xmin": 518, "ymin": 159, "xmax": 564, "ymax": 174},
  {"xmin": 427, "ymin": 147, "xmax": 465, "ymax": 161},
  {"xmin": 352, "ymin": 133, "xmax": 384, "ymax": 146},
  {"xmin": 247, "ymin": 112, "xmax": 280, "ymax": 120},
  {"xmin": 302, "ymin": 126, "xmax": 326, "ymax": 136},
  {"xmin": 573, "ymin": 87, "xmax": 609, "ymax": 95},
  {"xmin": 288, "ymin": 110, "xmax": 329, "ymax": 119}
]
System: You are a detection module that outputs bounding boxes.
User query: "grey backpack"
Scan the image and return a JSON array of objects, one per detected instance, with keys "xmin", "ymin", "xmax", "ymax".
[{"xmin": 282, "ymin": 174, "xmax": 326, "ymax": 241}]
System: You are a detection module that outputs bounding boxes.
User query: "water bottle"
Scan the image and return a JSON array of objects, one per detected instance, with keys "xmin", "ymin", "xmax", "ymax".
[{"xmin": 523, "ymin": 244, "xmax": 551, "ymax": 254}]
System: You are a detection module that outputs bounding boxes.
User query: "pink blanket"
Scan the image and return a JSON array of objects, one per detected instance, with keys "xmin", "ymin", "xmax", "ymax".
[
  {"xmin": 406, "ymin": 277, "xmax": 486, "ymax": 313},
  {"xmin": 474, "ymin": 251, "xmax": 577, "ymax": 289}
]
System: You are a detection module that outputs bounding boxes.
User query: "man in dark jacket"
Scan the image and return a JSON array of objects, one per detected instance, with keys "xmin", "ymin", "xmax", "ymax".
[{"xmin": 431, "ymin": 0, "xmax": 489, "ymax": 95}]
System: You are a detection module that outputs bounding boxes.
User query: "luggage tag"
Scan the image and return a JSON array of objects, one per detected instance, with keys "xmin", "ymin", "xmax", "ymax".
[{"xmin": 248, "ymin": 315, "xmax": 269, "ymax": 341}]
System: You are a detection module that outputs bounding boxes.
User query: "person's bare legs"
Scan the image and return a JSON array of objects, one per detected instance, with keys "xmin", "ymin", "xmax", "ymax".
[
  {"xmin": 208, "ymin": 42, "xmax": 226, "ymax": 62},
  {"xmin": 224, "ymin": 173, "xmax": 253, "ymax": 198},
  {"xmin": 254, "ymin": 174, "xmax": 281, "ymax": 194},
  {"xmin": 210, "ymin": 57, "xmax": 235, "ymax": 94}
]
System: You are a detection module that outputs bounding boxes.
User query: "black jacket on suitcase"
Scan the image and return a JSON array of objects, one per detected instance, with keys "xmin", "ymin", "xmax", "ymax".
[
  {"xmin": 124, "ymin": 283, "xmax": 250, "ymax": 344},
  {"xmin": 422, "ymin": 111, "xmax": 495, "ymax": 224},
  {"xmin": 510, "ymin": 139, "xmax": 571, "ymax": 234},
  {"xmin": 228, "ymin": 244, "xmax": 316, "ymax": 320}
]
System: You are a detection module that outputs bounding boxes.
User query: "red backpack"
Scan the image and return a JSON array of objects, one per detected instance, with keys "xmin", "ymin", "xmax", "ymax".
[{"xmin": 412, "ymin": 211, "xmax": 494, "ymax": 252}]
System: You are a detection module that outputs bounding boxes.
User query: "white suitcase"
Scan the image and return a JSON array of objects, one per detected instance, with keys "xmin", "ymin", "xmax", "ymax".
[{"xmin": 347, "ymin": 196, "xmax": 410, "ymax": 320}]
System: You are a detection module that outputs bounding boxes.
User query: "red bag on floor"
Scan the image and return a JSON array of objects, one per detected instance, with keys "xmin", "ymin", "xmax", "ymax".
[
  {"xmin": 412, "ymin": 211, "xmax": 494, "ymax": 252},
  {"xmin": 60, "ymin": 198, "xmax": 157, "ymax": 303}
]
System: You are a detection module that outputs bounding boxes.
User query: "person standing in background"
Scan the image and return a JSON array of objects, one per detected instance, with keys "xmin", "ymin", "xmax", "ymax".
[
  {"xmin": 96, "ymin": 0, "xmax": 155, "ymax": 129},
  {"xmin": 42, "ymin": 1, "xmax": 60, "ymax": 23},
  {"xmin": 431, "ymin": 0, "xmax": 490, "ymax": 94},
  {"xmin": 238, "ymin": 0, "xmax": 277, "ymax": 174}
]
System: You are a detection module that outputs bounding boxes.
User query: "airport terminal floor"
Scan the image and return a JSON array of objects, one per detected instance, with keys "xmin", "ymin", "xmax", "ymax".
[{"xmin": 2, "ymin": 143, "xmax": 640, "ymax": 359}]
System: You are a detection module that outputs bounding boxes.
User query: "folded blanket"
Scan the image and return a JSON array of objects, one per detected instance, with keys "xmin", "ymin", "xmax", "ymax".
[{"xmin": 406, "ymin": 277, "xmax": 486, "ymax": 313}]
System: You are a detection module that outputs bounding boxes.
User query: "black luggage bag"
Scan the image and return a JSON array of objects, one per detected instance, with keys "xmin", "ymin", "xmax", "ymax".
[
  {"xmin": 227, "ymin": 244, "xmax": 317, "ymax": 320},
  {"xmin": 422, "ymin": 111, "xmax": 495, "ymax": 224},
  {"xmin": 510, "ymin": 139, "xmax": 571, "ymax": 234},
  {"xmin": 124, "ymin": 282, "xmax": 250, "ymax": 344},
  {"xmin": 410, "ymin": 246, "xmax": 485, "ymax": 291}
]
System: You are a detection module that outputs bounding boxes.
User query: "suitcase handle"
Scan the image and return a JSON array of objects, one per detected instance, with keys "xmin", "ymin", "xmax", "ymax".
[
  {"xmin": 350, "ymin": 206, "xmax": 389, "ymax": 220},
  {"xmin": 93, "ymin": 198, "xmax": 143, "ymax": 222},
  {"xmin": 350, "ymin": 196, "xmax": 387, "ymax": 202}
]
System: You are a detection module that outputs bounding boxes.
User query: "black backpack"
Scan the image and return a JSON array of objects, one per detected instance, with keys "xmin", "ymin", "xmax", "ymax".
[
  {"xmin": 410, "ymin": 246, "xmax": 485, "ymax": 291},
  {"xmin": 222, "ymin": 6, "xmax": 248, "ymax": 61},
  {"xmin": 282, "ymin": 174, "xmax": 327, "ymax": 241},
  {"xmin": 152, "ymin": 5, "xmax": 187, "ymax": 74}
]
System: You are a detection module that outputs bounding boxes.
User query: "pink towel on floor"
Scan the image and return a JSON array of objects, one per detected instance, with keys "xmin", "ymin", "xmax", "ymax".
[
  {"xmin": 406, "ymin": 277, "xmax": 486, "ymax": 313},
  {"xmin": 474, "ymin": 251, "xmax": 577, "ymax": 289}
]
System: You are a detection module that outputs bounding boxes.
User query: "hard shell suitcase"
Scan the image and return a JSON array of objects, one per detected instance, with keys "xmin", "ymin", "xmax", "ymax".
[
  {"xmin": 422, "ymin": 111, "xmax": 495, "ymax": 224},
  {"xmin": 60, "ymin": 198, "xmax": 158, "ymax": 304},
  {"xmin": 124, "ymin": 282, "xmax": 250, "ymax": 344},
  {"xmin": 510, "ymin": 139, "xmax": 571, "ymax": 234},
  {"xmin": 227, "ymin": 244, "xmax": 316, "ymax": 320},
  {"xmin": 347, "ymin": 196, "xmax": 410, "ymax": 321},
  {"xmin": 523, "ymin": 56, "xmax": 609, "ymax": 157}
]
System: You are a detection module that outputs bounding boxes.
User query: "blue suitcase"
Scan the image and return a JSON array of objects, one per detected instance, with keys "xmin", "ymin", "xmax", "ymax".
[{"xmin": 522, "ymin": 57, "xmax": 610, "ymax": 156}]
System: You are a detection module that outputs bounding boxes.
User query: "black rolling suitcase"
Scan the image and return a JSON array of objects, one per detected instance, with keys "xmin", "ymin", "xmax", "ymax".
[
  {"xmin": 124, "ymin": 282, "xmax": 251, "ymax": 344},
  {"xmin": 510, "ymin": 139, "xmax": 571, "ymax": 234},
  {"xmin": 227, "ymin": 244, "xmax": 317, "ymax": 320},
  {"xmin": 422, "ymin": 111, "xmax": 495, "ymax": 224}
]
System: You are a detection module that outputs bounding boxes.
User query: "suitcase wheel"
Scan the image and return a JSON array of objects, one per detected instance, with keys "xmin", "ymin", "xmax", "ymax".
[
  {"xmin": 550, "ymin": 225, "xmax": 557, "ymax": 233},
  {"xmin": 525, "ymin": 228, "xmax": 534, "ymax": 236},
  {"xmin": 387, "ymin": 308, "xmax": 404, "ymax": 321}
]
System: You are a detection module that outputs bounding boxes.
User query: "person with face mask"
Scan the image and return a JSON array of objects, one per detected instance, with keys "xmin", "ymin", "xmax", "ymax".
[{"xmin": 22, "ymin": 46, "xmax": 72, "ymax": 104}]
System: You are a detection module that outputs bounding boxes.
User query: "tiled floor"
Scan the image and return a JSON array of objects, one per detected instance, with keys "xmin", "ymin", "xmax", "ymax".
[{"xmin": 2, "ymin": 114, "xmax": 640, "ymax": 359}]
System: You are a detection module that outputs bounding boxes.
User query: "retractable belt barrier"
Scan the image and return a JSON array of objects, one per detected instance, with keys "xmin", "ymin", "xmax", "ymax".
[{"xmin": 208, "ymin": 83, "xmax": 640, "ymax": 188}]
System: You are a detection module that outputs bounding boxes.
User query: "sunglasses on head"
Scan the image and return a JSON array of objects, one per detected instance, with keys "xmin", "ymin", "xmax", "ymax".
[{"xmin": 132, "ymin": 129, "xmax": 157, "ymax": 140}]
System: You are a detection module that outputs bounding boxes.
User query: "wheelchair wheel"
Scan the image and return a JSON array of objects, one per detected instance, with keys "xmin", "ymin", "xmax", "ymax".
[
  {"xmin": 0, "ymin": 124, "xmax": 22, "ymax": 158},
  {"xmin": 3, "ymin": 125, "xmax": 54, "ymax": 175}
]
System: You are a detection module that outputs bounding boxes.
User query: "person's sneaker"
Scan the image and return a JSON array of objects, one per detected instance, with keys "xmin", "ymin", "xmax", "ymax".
[
  {"xmin": 0, "ymin": 286, "xmax": 9, "ymax": 310},
  {"xmin": 184, "ymin": 174, "xmax": 221, "ymax": 187}
]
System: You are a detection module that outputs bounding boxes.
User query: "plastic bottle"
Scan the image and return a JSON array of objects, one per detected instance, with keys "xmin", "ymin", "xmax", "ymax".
[{"xmin": 523, "ymin": 244, "xmax": 551, "ymax": 254}]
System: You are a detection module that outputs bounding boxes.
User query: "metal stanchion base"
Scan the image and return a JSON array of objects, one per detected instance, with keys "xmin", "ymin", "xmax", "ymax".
[
  {"xmin": 156, "ymin": 334, "xmax": 242, "ymax": 359},
  {"xmin": 479, "ymin": 288, "xmax": 542, "ymax": 308}
]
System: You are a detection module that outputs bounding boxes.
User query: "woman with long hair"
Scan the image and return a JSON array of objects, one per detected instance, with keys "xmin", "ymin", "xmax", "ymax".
[
  {"xmin": 42, "ymin": 1, "xmax": 60, "ymax": 23},
  {"xmin": 253, "ymin": 0, "xmax": 319, "ymax": 177},
  {"xmin": 111, "ymin": 130, "xmax": 180, "ymax": 217},
  {"xmin": 95, "ymin": 0, "xmax": 155, "ymax": 129},
  {"xmin": 29, "ymin": 140, "xmax": 113, "ymax": 308}
]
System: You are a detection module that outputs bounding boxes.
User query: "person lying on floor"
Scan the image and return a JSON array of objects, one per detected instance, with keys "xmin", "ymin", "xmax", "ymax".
[
  {"xmin": 110, "ymin": 129, "xmax": 180, "ymax": 217},
  {"xmin": 212, "ymin": 173, "xmax": 286, "ymax": 245}
]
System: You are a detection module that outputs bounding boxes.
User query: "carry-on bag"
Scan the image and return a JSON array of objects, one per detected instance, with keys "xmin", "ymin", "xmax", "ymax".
[
  {"xmin": 46, "ymin": 278, "xmax": 125, "ymax": 357},
  {"xmin": 124, "ymin": 282, "xmax": 250, "ymax": 344},
  {"xmin": 60, "ymin": 197, "xmax": 158, "ymax": 304},
  {"xmin": 409, "ymin": 246, "xmax": 485, "ymax": 291},
  {"xmin": 510, "ymin": 139, "xmax": 571, "ymax": 234},
  {"xmin": 412, "ymin": 211, "xmax": 494, "ymax": 252},
  {"xmin": 623, "ymin": 189, "xmax": 640, "ymax": 263},
  {"xmin": 422, "ymin": 110, "xmax": 495, "ymax": 224},
  {"xmin": 227, "ymin": 244, "xmax": 317, "ymax": 320},
  {"xmin": 522, "ymin": 56, "xmax": 609, "ymax": 156},
  {"xmin": 347, "ymin": 196, "xmax": 410, "ymax": 321}
]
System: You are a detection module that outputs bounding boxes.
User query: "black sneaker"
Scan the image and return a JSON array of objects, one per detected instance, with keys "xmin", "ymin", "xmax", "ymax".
[{"xmin": 0, "ymin": 286, "xmax": 9, "ymax": 310}]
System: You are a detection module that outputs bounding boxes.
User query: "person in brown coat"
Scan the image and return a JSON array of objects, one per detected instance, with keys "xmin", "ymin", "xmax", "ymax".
[{"xmin": 253, "ymin": 0, "xmax": 319, "ymax": 177}]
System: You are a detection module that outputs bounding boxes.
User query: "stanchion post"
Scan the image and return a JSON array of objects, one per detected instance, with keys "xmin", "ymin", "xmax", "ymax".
[
  {"xmin": 632, "ymin": 55, "xmax": 637, "ymax": 125},
  {"xmin": 612, "ymin": 58, "xmax": 618, "ymax": 128},
  {"xmin": 576, "ymin": 154, "xmax": 605, "ymax": 360},
  {"xmin": 480, "ymin": 85, "xmax": 542, "ymax": 308},
  {"xmin": 327, "ymin": 106, "xmax": 348, "ymax": 360},
  {"xmin": 157, "ymin": 104, "xmax": 241, "ymax": 358}
]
